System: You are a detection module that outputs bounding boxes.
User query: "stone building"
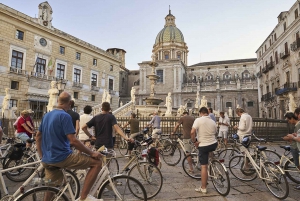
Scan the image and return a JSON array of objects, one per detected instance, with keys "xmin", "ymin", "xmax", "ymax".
[
  {"xmin": 256, "ymin": 1, "xmax": 300, "ymax": 118},
  {"xmin": 126, "ymin": 10, "xmax": 259, "ymax": 117},
  {"xmin": 0, "ymin": 2, "xmax": 125, "ymax": 118}
]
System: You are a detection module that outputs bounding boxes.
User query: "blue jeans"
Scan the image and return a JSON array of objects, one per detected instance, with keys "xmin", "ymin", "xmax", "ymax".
[
  {"xmin": 290, "ymin": 147, "xmax": 299, "ymax": 167},
  {"xmin": 17, "ymin": 132, "xmax": 30, "ymax": 143}
]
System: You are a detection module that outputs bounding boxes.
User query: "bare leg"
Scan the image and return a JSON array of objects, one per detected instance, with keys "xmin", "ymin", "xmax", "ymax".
[
  {"xmin": 186, "ymin": 153, "xmax": 193, "ymax": 171},
  {"xmin": 201, "ymin": 165, "xmax": 208, "ymax": 189}
]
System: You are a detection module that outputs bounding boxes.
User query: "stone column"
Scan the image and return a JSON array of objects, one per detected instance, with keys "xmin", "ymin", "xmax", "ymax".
[
  {"xmin": 217, "ymin": 92, "xmax": 221, "ymax": 112},
  {"xmin": 173, "ymin": 66, "xmax": 177, "ymax": 91}
]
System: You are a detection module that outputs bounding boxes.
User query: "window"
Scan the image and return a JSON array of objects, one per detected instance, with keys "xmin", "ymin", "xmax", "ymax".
[
  {"xmin": 11, "ymin": 50, "xmax": 23, "ymax": 69},
  {"xmin": 10, "ymin": 99, "xmax": 17, "ymax": 108},
  {"xmin": 59, "ymin": 46, "xmax": 65, "ymax": 54},
  {"xmin": 283, "ymin": 22, "xmax": 286, "ymax": 31},
  {"xmin": 110, "ymin": 65, "xmax": 113, "ymax": 71},
  {"xmin": 225, "ymin": 102, "xmax": 232, "ymax": 108},
  {"xmin": 295, "ymin": 9, "xmax": 299, "ymax": 19},
  {"xmin": 285, "ymin": 42, "xmax": 289, "ymax": 54},
  {"xmin": 274, "ymin": 33, "xmax": 277, "ymax": 41},
  {"xmin": 191, "ymin": 69, "xmax": 194, "ymax": 71},
  {"xmin": 73, "ymin": 92, "xmax": 78, "ymax": 99},
  {"xmin": 187, "ymin": 103, "xmax": 192, "ymax": 108},
  {"xmin": 247, "ymin": 101, "xmax": 254, "ymax": 107},
  {"xmin": 91, "ymin": 95, "xmax": 95, "ymax": 101},
  {"xmin": 225, "ymin": 66, "xmax": 228, "ymax": 68},
  {"xmin": 164, "ymin": 52, "xmax": 169, "ymax": 60},
  {"xmin": 156, "ymin": 70, "xmax": 163, "ymax": 82},
  {"xmin": 177, "ymin": 52, "xmax": 181, "ymax": 59},
  {"xmin": 259, "ymin": 51, "xmax": 261, "ymax": 57},
  {"xmin": 109, "ymin": 78, "xmax": 114, "ymax": 90},
  {"xmin": 269, "ymin": 39, "xmax": 271, "ymax": 46},
  {"xmin": 36, "ymin": 57, "xmax": 46, "ymax": 74},
  {"xmin": 93, "ymin": 59, "xmax": 97, "ymax": 66},
  {"xmin": 11, "ymin": 81, "xmax": 19, "ymax": 90},
  {"xmin": 286, "ymin": 71, "xmax": 290, "ymax": 83},
  {"xmin": 76, "ymin": 52, "xmax": 81, "ymax": 60},
  {"xmin": 91, "ymin": 73, "xmax": 97, "ymax": 86},
  {"xmin": 265, "ymin": 44, "xmax": 267, "ymax": 51},
  {"xmin": 275, "ymin": 51, "xmax": 278, "ymax": 64},
  {"xmin": 56, "ymin": 64, "xmax": 65, "ymax": 79},
  {"xmin": 73, "ymin": 68, "xmax": 81, "ymax": 83},
  {"xmin": 207, "ymin": 102, "xmax": 212, "ymax": 108},
  {"xmin": 15, "ymin": 30, "xmax": 24, "ymax": 40},
  {"xmin": 243, "ymin": 65, "xmax": 246, "ymax": 67},
  {"xmin": 223, "ymin": 71, "xmax": 231, "ymax": 80}
]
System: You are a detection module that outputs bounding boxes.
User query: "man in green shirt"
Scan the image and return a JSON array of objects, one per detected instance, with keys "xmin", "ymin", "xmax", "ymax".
[{"xmin": 123, "ymin": 113, "xmax": 140, "ymax": 156}]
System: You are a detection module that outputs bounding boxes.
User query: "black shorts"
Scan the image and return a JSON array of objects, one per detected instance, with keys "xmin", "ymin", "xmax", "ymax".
[{"xmin": 198, "ymin": 142, "xmax": 218, "ymax": 165}]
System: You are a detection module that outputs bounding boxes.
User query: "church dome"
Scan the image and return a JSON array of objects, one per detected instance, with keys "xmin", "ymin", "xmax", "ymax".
[{"xmin": 154, "ymin": 10, "xmax": 185, "ymax": 45}]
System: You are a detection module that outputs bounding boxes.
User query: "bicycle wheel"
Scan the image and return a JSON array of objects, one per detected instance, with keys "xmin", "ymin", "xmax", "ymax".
[
  {"xmin": 260, "ymin": 149, "xmax": 281, "ymax": 164},
  {"xmin": 128, "ymin": 161, "xmax": 163, "ymax": 199},
  {"xmin": 262, "ymin": 161, "xmax": 289, "ymax": 200},
  {"xmin": 117, "ymin": 139, "xmax": 128, "ymax": 156},
  {"xmin": 4, "ymin": 157, "xmax": 35, "ymax": 182},
  {"xmin": 216, "ymin": 139, "xmax": 226, "ymax": 153},
  {"xmin": 218, "ymin": 148, "xmax": 240, "ymax": 168},
  {"xmin": 284, "ymin": 158, "xmax": 300, "ymax": 184},
  {"xmin": 182, "ymin": 153, "xmax": 201, "ymax": 179},
  {"xmin": 65, "ymin": 169, "xmax": 80, "ymax": 199},
  {"xmin": 229, "ymin": 155, "xmax": 257, "ymax": 181},
  {"xmin": 210, "ymin": 159, "xmax": 230, "ymax": 196},
  {"xmin": 97, "ymin": 175, "xmax": 147, "ymax": 201},
  {"xmin": 107, "ymin": 157, "xmax": 119, "ymax": 176},
  {"xmin": 15, "ymin": 186, "xmax": 69, "ymax": 201},
  {"xmin": 161, "ymin": 144, "xmax": 181, "ymax": 166}
]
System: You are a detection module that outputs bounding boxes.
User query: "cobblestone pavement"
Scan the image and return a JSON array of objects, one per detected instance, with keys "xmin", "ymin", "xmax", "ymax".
[{"xmin": 1, "ymin": 141, "xmax": 299, "ymax": 200}]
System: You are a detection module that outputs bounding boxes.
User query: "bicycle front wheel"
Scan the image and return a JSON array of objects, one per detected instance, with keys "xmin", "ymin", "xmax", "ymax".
[
  {"xmin": 161, "ymin": 144, "xmax": 181, "ymax": 166},
  {"xmin": 65, "ymin": 169, "xmax": 80, "ymax": 199},
  {"xmin": 97, "ymin": 175, "xmax": 147, "ymax": 201},
  {"xmin": 210, "ymin": 159, "xmax": 230, "ymax": 196},
  {"xmin": 15, "ymin": 186, "xmax": 69, "ymax": 201},
  {"xmin": 284, "ymin": 158, "xmax": 300, "ymax": 184},
  {"xmin": 182, "ymin": 153, "xmax": 201, "ymax": 179},
  {"xmin": 117, "ymin": 139, "xmax": 128, "ymax": 156},
  {"xmin": 107, "ymin": 157, "xmax": 119, "ymax": 176},
  {"xmin": 218, "ymin": 148, "xmax": 240, "ymax": 168},
  {"xmin": 128, "ymin": 161, "xmax": 163, "ymax": 199},
  {"xmin": 262, "ymin": 161, "xmax": 289, "ymax": 199},
  {"xmin": 229, "ymin": 155, "xmax": 257, "ymax": 181}
]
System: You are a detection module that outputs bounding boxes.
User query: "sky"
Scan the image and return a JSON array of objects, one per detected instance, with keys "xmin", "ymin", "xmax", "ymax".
[{"xmin": 0, "ymin": 0, "xmax": 297, "ymax": 70}]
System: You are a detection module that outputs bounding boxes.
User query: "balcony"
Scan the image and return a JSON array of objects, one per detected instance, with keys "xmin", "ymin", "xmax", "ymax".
[
  {"xmin": 91, "ymin": 85, "xmax": 100, "ymax": 91},
  {"xmin": 72, "ymin": 81, "xmax": 83, "ymax": 88},
  {"xmin": 280, "ymin": 50, "xmax": 290, "ymax": 59},
  {"xmin": 9, "ymin": 67, "xmax": 30, "ymax": 76},
  {"xmin": 291, "ymin": 40, "xmax": 300, "ymax": 52},
  {"xmin": 275, "ymin": 82, "xmax": 297, "ymax": 95},
  {"xmin": 262, "ymin": 66, "xmax": 268, "ymax": 74},
  {"xmin": 266, "ymin": 61, "xmax": 275, "ymax": 70},
  {"xmin": 256, "ymin": 72, "xmax": 262, "ymax": 78},
  {"xmin": 261, "ymin": 92, "xmax": 275, "ymax": 102}
]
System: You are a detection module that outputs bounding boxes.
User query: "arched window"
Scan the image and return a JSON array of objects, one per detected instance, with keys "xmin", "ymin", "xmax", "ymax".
[
  {"xmin": 206, "ymin": 72, "xmax": 213, "ymax": 81},
  {"xmin": 164, "ymin": 51, "xmax": 169, "ymax": 60},
  {"xmin": 223, "ymin": 71, "xmax": 231, "ymax": 80},
  {"xmin": 242, "ymin": 70, "xmax": 250, "ymax": 79}
]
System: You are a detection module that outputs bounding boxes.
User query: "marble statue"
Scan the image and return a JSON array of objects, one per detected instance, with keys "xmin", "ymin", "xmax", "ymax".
[
  {"xmin": 165, "ymin": 92, "xmax": 172, "ymax": 116},
  {"xmin": 199, "ymin": 96, "xmax": 208, "ymax": 108},
  {"xmin": 102, "ymin": 89, "xmax": 107, "ymax": 103},
  {"xmin": 106, "ymin": 91, "xmax": 111, "ymax": 104},
  {"xmin": 288, "ymin": 93, "xmax": 297, "ymax": 112},
  {"xmin": 2, "ymin": 88, "xmax": 11, "ymax": 110},
  {"xmin": 228, "ymin": 107, "xmax": 233, "ymax": 117},
  {"xmin": 120, "ymin": 101, "xmax": 123, "ymax": 107},
  {"xmin": 236, "ymin": 104, "xmax": 240, "ymax": 109},
  {"xmin": 131, "ymin": 87, "xmax": 136, "ymax": 103},
  {"xmin": 47, "ymin": 81, "xmax": 59, "ymax": 111},
  {"xmin": 195, "ymin": 91, "xmax": 200, "ymax": 109},
  {"xmin": 177, "ymin": 105, "xmax": 185, "ymax": 116}
]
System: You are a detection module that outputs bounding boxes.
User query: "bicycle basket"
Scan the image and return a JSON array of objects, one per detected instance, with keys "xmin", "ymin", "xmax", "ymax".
[
  {"xmin": 148, "ymin": 147, "xmax": 159, "ymax": 166},
  {"xmin": 7, "ymin": 143, "xmax": 25, "ymax": 160}
]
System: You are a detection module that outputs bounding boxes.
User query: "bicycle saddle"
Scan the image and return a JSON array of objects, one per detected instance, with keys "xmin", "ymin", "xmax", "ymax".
[
  {"xmin": 256, "ymin": 146, "xmax": 267, "ymax": 151},
  {"xmin": 279, "ymin": 145, "xmax": 290, "ymax": 151}
]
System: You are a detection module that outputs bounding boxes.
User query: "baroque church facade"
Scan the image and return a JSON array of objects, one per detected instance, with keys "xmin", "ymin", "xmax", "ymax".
[{"xmin": 122, "ymin": 10, "xmax": 259, "ymax": 117}]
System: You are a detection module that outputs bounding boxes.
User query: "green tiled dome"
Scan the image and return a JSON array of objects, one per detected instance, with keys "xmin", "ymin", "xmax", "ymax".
[{"xmin": 155, "ymin": 26, "xmax": 184, "ymax": 45}]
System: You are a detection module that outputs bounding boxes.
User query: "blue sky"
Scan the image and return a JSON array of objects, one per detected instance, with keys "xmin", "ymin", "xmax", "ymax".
[{"xmin": 1, "ymin": 0, "xmax": 297, "ymax": 69}]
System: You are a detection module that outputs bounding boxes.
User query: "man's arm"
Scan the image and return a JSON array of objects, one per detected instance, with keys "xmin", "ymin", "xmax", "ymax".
[
  {"xmin": 238, "ymin": 117, "xmax": 246, "ymax": 131},
  {"xmin": 191, "ymin": 127, "xmax": 199, "ymax": 147},
  {"xmin": 147, "ymin": 117, "xmax": 155, "ymax": 126},
  {"xmin": 114, "ymin": 124, "xmax": 131, "ymax": 141},
  {"xmin": 122, "ymin": 122, "xmax": 129, "ymax": 129},
  {"xmin": 171, "ymin": 122, "xmax": 180, "ymax": 134},
  {"xmin": 21, "ymin": 123, "xmax": 34, "ymax": 134},
  {"xmin": 82, "ymin": 124, "xmax": 96, "ymax": 140},
  {"xmin": 26, "ymin": 120, "xmax": 35, "ymax": 131},
  {"xmin": 36, "ymin": 131, "xmax": 43, "ymax": 158},
  {"xmin": 75, "ymin": 120, "xmax": 80, "ymax": 136}
]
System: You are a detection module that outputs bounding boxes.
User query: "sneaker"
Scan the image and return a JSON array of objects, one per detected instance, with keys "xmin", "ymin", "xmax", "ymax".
[
  {"xmin": 75, "ymin": 195, "xmax": 103, "ymax": 201},
  {"xmin": 195, "ymin": 187, "xmax": 207, "ymax": 194}
]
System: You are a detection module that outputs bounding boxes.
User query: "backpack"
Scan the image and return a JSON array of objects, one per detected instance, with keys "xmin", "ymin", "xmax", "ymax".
[
  {"xmin": 7, "ymin": 143, "xmax": 25, "ymax": 160},
  {"xmin": 147, "ymin": 147, "xmax": 159, "ymax": 166}
]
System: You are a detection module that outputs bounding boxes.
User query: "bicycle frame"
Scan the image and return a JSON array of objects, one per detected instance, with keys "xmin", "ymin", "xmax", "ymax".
[{"xmin": 279, "ymin": 154, "xmax": 300, "ymax": 173}]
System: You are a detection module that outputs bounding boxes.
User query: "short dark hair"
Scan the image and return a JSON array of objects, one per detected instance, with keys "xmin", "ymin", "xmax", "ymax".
[
  {"xmin": 285, "ymin": 112, "xmax": 297, "ymax": 120},
  {"xmin": 294, "ymin": 108, "xmax": 300, "ymax": 116},
  {"xmin": 183, "ymin": 111, "xmax": 189, "ymax": 115},
  {"xmin": 199, "ymin": 107, "xmax": 209, "ymax": 114},
  {"xmin": 209, "ymin": 108, "xmax": 213, "ymax": 113},
  {"xmin": 84, "ymin": 105, "xmax": 92, "ymax": 114},
  {"xmin": 102, "ymin": 102, "xmax": 110, "ymax": 112},
  {"xmin": 236, "ymin": 108, "xmax": 245, "ymax": 113},
  {"xmin": 220, "ymin": 111, "xmax": 224, "ymax": 115},
  {"xmin": 131, "ymin": 113, "xmax": 136, "ymax": 118},
  {"xmin": 70, "ymin": 100, "xmax": 75, "ymax": 108}
]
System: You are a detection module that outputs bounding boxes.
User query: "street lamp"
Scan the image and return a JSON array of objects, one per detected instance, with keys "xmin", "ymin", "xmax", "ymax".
[{"xmin": 57, "ymin": 78, "xmax": 66, "ymax": 95}]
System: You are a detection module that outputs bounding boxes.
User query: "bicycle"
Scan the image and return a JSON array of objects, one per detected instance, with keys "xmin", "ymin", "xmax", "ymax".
[
  {"xmin": 229, "ymin": 136, "xmax": 289, "ymax": 199},
  {"xmin": 181, "ymin": 152, "xmax": 230, "ymax": 196},
  {"xmin": 14, "ymin": 148, "xmax": 147, "ymax": 201},
  {"xmin": 277, "ymin": 145, "xmax": 300, "ymax": 184}
]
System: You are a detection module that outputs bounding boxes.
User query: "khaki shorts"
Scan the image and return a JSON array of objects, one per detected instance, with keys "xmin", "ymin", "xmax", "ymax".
[
  {"xmin": 218, "ymin": 130, "xmax": 228, "ymax": 139},
  {"xmin": 152, "ymin": 128, "xmax": 161, "ymax": 139},
  {"xmin": 42, "ymin": 153, "xmax": 91, "ymax": 186},
  {"xmin": 183, "ymin": 139, "xmax": 192, "ymax": 153}
]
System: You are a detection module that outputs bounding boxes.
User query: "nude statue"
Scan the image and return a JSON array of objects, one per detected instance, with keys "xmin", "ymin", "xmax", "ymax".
[
  {"xmin": 102, "ymin": 89, "xmax": 107, "ymax": 103},
  {"xmin": 288, "ymin": 93, "xmax": 297, "ymax": 112},
  {"xmin": 199, "ymin": 96, "xmax": 208, "ymax": 108},
  {"xmin": 165, "ymin": 92, "xmax": 172, "ymax": 115},
  {"xmin": 47, "ymin": 81, "xmax": 59, "ymax": 111},
  {"xmin": 2, "ymin": 88, "xmax": 11, "ymax": 110},
  {"xmin": 195, "ymin": 91, "xmax": 200, "ymax": 109}
]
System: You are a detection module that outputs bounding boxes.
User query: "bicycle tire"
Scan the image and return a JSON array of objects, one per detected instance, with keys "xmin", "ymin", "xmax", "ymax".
[
  {"xmin": 15, "ymin": 186, "xmax": 69, "ymax": 201},
  {"xmin": 182, "ymin": 153, "xmax": 201, "ymax": 179},
  {"xmin": 260, "ymin": 149, "xmax": 281, "ymax": 164},
  {"xmin": 284, "ymin": 158, "xmax": 300, "ymax": 184},
  {"xmin": 262, "ymin": 161, "xmax": 289, "ymax": 200},
  {"xmin": 4, "ymin": 157, "xmax": 35, "ymax": 182},
  {"xmin": 117, "ymin": 139, "xmax": 128, "ymax": 156},
  {"xmin": 161, "ymin": 144, "xmax": 181, "ymax": 166},
  {"xmin": 229, "ymin": 155, "xmax": 257, "ymax": 181},
  {"xmin": 210, "ymin": 159, "xmax": 230, "ymax": 196},
  {"xmin": 107, "ymin": 157, "xmax": 119, "ymax": 176},
  {"xmin": 97, "ymin": 175, "xmax": 147, "ymax": 201},
  {"xmin": 65, "ymin": 169, "xmax": 80, "ymax": 199},
  {"xmin": 218, "ymin": 148, "xmax": 240, "ymax": 168},
  {"xmin": 128, "ymin": 161, "xmax": 163, "ymax": 199}
]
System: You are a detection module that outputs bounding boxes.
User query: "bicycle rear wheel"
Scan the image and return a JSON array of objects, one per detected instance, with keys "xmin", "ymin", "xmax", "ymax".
[
  {"xmin": 261, "ymin": 149, "xmax": 281, "ymax": 164},
  {"xmin": 210, "ymin": 159, "xmax": 230, "ymax": 196},
  {"xmin": 15, "ymin": 186, "xmax": 69, "ymax": 201},
  {"xmin": 4, "ymin": 157, "xmax": 35, "ymax": 182},
  {"xmin": 182, "ymin": 153, "xmax": 201, "ymax": 179},
  {"xmin": 284, "ymin": 158, "xmax": 300, "ymax": 184},
  {"xmin": 262, "ymin": 161, "xmax": 289, "ymax": 199},
  {"xmin": 117, "ymin": 139, "xmax": 128, "ymax": 156},
  {"xmin": 218, "ymin": 148, "xmax": 240, "ymax": 168},
  {"xmin": 161, "ymin": 144, "xmax": 181, "ymax": 166},
  {"xmin": 229, "ymin": 155, "xmax": 257, "ymax": 181},
  {"xmin": 65, "ymin": 169, "xmax": 80, "ymax": 199},
  {"xmin": 97, "ymin": 175, "xmax": 147, "ymax": 201}
]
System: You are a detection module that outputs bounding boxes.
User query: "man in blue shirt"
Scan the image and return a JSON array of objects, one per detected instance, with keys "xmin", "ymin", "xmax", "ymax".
[{"xmin": 36, "ymin": 92, "xmax": 103, "ymax": 201}]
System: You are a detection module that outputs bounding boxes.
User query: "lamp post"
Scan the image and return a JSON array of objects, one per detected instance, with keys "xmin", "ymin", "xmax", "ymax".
[{"xmin": 57, "ymin": 78, "xmax": 66, "ymax": 95}]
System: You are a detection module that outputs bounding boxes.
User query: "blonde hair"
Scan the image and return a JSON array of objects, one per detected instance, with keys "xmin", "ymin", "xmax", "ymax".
[{"xmin": 236, "ymin": 108, "xmax": 245, "ymax": 113}]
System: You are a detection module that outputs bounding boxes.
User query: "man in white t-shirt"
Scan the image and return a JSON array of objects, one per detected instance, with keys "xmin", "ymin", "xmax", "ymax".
[
  {"xmin": 233, "ymin": 108, "xmax": 253, "ymax": 141},
  {"xmin": 218, "ymin": 111, "xmax": 230, "ymax": 146},
  {"xmin": 191, "ymin": 107, "xmax": 217, "ymax": 194},
  {"xmin": 78, "ymin": 106, "xmax": 95, "ymax": 146}
]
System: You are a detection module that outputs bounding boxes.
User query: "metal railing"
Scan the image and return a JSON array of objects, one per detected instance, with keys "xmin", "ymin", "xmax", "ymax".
[
  {"xmin": 262, "ymin": 66, "xmax": 268, "ymax": 73},
  {"xmin": 72, "ymin": 81, "xmax": 83, "ymax": 88},
  {"xmin": 291, "ymin": 40, "xmax": 300, "ymax": 52},
  {"xmin": 266, "ymin": 61, "xmax": 275, "ymax": 70},
  {"xmin": 280, "ymin": 50, "xmax": 290, "ymax": 59},
  {"xmin": 275, "ymin": 82, "xmax": 298, "ymax": 95}
]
